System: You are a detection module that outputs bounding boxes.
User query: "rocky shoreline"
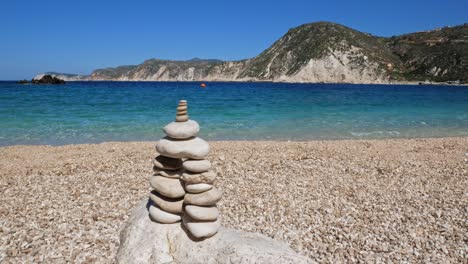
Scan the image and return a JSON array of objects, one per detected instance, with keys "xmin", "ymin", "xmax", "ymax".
[
  {"xmin": 0, "ymin": 137, "xmax": 467, "ymax": 262},
  {"xmin": 36, "ymin": 74, "xmax": 468, "ymax": 86}
]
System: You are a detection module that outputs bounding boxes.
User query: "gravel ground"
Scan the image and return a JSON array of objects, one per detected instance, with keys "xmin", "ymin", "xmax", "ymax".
[{"xmin": 0, "ymin": 138, "xmax": 467, "ymax": 263}]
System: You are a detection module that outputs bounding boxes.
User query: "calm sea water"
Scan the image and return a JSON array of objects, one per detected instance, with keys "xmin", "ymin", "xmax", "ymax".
[{"xmin": 0, "ymin": 81, "xmax": 467, "ymax": 145}]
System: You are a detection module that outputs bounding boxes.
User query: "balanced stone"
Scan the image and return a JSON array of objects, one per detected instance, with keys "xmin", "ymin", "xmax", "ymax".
[
  {"xmin": 148, "ymin": 204, "xmax": 181, "ymax": 224},
  {"xmin": 150, "ymin": 191, "xmax": 184, "ymax": 214},
  {"xmin": 163, "ymin": 120, "xmax": 199, "ymax": 139},
  {"xmin": 185, "ymin": 183, "xmax": 213, "ymax": 193},
  {"xmin": 184, "ymin": 188, "xmax": 222, "ymax": 206},
  {"xmin": 183, "ymin": 159, "xmax": 211, "ymax": 173},
  {"xmin": 153, "ymin": 168, "xmax": 183, "ymax": 179},
  {"xmin": 185, "ymin": 205, "xmax": 219, "ymax": 221},
  {"xmin": 153, "ymin": 155, "xmax": 182, "ymax": 171},
  {"xmin": 176, "ymin": 115, "xmax": 189, "ymax": 122},
  {"xmin": 175, "ymin": 101, "xmax": 189, "ymax": 122},
  {"xmin": 156, "ymin": 137, "xmax": 209, "ymax": 159},
  {"xmin": 148, "ymin": 99, "xmax": 224, "ymax": 240},
  {"xmin": 182, "ymin": 215, "xmax": 221, "ymax": 239},
  {"xmin": 150, "ymin": 176, "xmax": 185, "ymax": 198},
  {"xmin": 182, "ymin": 171, "xmax": 217, "ymax": 184}
]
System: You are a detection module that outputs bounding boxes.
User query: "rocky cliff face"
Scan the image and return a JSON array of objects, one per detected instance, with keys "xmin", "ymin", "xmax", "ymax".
[
  {"xmin": 89, "ymin": 59, "xmax": 250, "ymax": 82},
  {"xmin": 46, "ymin": 22, "xmax": 468, "ymax": 84}
]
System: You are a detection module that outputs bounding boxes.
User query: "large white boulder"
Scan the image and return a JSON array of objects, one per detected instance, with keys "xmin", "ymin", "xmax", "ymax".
[{"xmin": 116, "ymin": 200, "xmax": 313, "ymax": 264}]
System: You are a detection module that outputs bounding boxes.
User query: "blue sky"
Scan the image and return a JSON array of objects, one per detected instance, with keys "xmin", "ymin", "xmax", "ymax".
[{"xmin": 1, "ymin": 0, "xmax": 467, "ymax": 80}]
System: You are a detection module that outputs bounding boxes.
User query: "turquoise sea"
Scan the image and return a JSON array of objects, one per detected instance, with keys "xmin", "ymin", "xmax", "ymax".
[{"xmin": 0, "ymin": 81, "xmax": 467, "ymax": 146}]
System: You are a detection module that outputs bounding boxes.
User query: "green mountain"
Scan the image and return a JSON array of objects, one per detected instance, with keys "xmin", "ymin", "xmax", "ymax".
[
  {"xmin": 239, "ymin": 22, "xmax": 402, "ymax": 80},
  {"xmin": 47, "ymin": 22, "xmax": 468, "ymax": 84},
  {"xmin": 386, "ymin": 24, "xmax": 468, "ymax": 82}
]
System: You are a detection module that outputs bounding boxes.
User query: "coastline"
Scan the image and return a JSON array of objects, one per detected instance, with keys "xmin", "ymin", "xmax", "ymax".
[
  {"xmin": 1, "ymin": 137, "xmax": 466, "ymax": 262},
  {"xmin": 39, "ymin": 77, "xmax": 468, "ymax": 86}
]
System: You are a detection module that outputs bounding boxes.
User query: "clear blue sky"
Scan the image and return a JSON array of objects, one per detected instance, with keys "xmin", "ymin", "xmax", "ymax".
[{"xmin": 1, "ymin": 0, "xmax": 467, "ymax": 80}]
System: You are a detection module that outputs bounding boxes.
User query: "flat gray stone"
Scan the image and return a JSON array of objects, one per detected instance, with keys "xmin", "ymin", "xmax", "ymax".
[
  {"xmin": 185, "ymin": 183, "xmax": 213, "ymax": 193},
  {"xmin": 150, "ymin": 176, "xmax": 185, "ymax": 198},
  {"xmin": 183, "ymin": 214, "xmax": 220, "ymax": 239},
  {"xmin": 181, "ymin": 171, "xmax": 217, "ymax": 184},
  {"xmin": 163, "ymin": 120, "xmax": 199, "ymax": 139},
  {"xmin": 153, "ymin": 155, "xmax": 183, "ymax": 170},
  {"xmin": 156, "ymin": 137, "xmax": 209, "ymax": 159},
  {"xmin": 183, "ymin": 159, "xmax": 211, "ymax": 173},
  {"xmin": 117, "ymin": 200, "xmax": 313, "ymax": 264},
  {"xmin": 184, "ymin": 188, "xmax": 222, "ymax": 206},
  {"xmin": 184, "ymin": 205, "xmax": 219, "ymax": 221},
  {"xmin": 150, "ymin": 191, "xmax": 184, "ymax": 214},
  {"xmin": 148, "ymin": 203, "xmax": 181, "ymax": 224}
]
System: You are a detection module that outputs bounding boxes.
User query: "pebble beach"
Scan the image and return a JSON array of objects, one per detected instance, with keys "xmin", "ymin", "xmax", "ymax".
[{"xmin": 0, "ymin": 137, "xmax": 467, "ymax": 263}]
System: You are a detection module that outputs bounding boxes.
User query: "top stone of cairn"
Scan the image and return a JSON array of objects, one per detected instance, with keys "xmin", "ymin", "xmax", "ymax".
[
  {"xmin": 163, "ymin": 100, "xmax": 200, "ymax": 139},
  {"xmin": 176, "ymin": 100, "xmax": 188, "ymax": 122}
]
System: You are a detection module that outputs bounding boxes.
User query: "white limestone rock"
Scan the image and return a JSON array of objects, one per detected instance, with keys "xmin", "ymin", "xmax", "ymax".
[
  {"xmin": 163, "ymin": 120, "xmax": 200, "ymax": 139},
  {"xmin": 156, "ymin": 137, "xmax": 209, "ymax": 159},
  {"xmin": 150, "ymin": 176, "xmax": 185, "ymax": 199},
  {"xmin": 184, "ymin": 205, "xmax": 219, "ymax": 221},
  {"xmin": 117, "ymin": 200, "xmax": 313, "ymax": 264},
  {"xmin": 184, "ymin": 188, "xmax": 222, "ymax": 206},
  {"xmin": 183, "ymin": 159, "xmax": 211, "ymax": 173},
  {"xmin": 183, "ymin": 214, "xmax": 220, "ymax": 239},
  {"xmin": 148, "ymin": 203, "xmax": 181, "ymax": 224},
  {"xmin": 185, "ymin": 183, "xmax": 213, "ymax": 193}
]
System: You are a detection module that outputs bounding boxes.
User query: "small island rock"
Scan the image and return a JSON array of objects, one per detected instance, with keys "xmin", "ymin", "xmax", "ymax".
[{"xmin": 31, "ymin": 74, "xmax": 65, "ymax": 84}]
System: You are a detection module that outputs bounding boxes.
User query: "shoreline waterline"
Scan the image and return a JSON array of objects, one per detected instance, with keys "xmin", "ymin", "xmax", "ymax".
[
  {"xmin": 1, "ymin": 135, "xmax": 468, "ymax": 148},
  {"xmin": 1, "ymin": 81, "xmax": 467, "ymax": 145},
  {"xmin": 6, "ymin": 79, "xmax": 468, "ymax": 86}
]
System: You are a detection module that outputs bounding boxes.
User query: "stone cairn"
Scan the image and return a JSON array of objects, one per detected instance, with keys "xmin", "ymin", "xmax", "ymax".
[{"xmin": 149, "ymin": 100, "xmax": 222, "ymax": 239}]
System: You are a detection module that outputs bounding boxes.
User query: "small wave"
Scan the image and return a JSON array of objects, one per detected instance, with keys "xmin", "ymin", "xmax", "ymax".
[{"xmin": 350, "ymin": 131, "xmax": 401, "ymax": 137}]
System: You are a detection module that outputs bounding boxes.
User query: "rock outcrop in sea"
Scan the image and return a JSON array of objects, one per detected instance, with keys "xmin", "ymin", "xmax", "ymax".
[{"xmin": 17, "ymin": 74, "xmax": 66, "ymax": 84}]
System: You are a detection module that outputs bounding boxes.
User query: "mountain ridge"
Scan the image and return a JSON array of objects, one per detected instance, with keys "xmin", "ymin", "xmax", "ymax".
[{"xmin": 42, "ymin": 22, "xmax": 468, "ymax": 84}]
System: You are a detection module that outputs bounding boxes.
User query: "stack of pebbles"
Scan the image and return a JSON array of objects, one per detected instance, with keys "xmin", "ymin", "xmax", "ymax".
[
  {"xmin": 182, "ymin": 151, "xmax": 222, "ymax": 239},
  {"xmin": 151, "ymin": 100, "xmax": 222, "ymax": 239}
]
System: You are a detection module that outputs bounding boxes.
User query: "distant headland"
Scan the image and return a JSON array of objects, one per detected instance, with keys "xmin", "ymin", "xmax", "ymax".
[{"xmin": 37, "ymin": 22, "xmax": 468, "ymax": 85}]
